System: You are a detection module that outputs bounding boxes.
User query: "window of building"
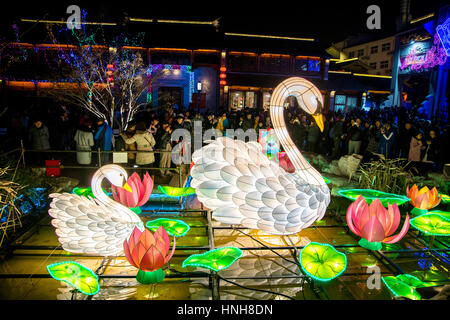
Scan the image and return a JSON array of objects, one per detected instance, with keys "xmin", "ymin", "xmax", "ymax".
[
  {"xmin": 260, "ymin": 55, "xmax": 290, "ymax": 73},
  {"xmin": 334, "ymin": 95, "xmax": 358, "ymax": 113},
  {"xmin": 348, "ymin": 51, "xmax": 355, "ymax": 58},
  {"xmin": 245, "ymin": 91, "xmax": 257, "ymax": 108},
  {"xmin": 357, "ymin": 49, "xmax": 364, "ymax": 57},
  {"xmin": 370, "ymin": 46, "xmax": 378, "ymax": 54},
  {"xmin": 294, "ymin": 58, "xmax": 321, "ymax": 74},
  {"xmin": 369, "ymin": 62, "xmax": 377, "ymax": 69},
  {"xmin": 334, "ymin": 95, "xmax": 346, "ymax": 112},
  {"xmin": 230, "ymin": 91, "xmax": 244, "ymax": 110},
  {"xmin": 308, "ymin": 59, "xmax": 321, "ymax": 72},
  {"xmin": 229, "ymin": 91, "xmax": 257, "ymax": 110},
  {"xmin": 263, "ymin": 91, "xmax": 271, "ymax": 110},
  {"xmin": 380, "ymin": 60, "xmax": 389, "ymax": 69},
  {"xmin": 228, "ymin": 54, "xmax": 258, "ymax": 72},
  {"xmin": 382, "ymin": 43, "xmax": 391, "ymax": 52}
]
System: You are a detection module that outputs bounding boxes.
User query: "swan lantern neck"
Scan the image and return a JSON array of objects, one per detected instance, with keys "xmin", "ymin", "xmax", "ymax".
[{"xmin": 269, "ymin": 77, "xmax": 326, "ymax": 186}]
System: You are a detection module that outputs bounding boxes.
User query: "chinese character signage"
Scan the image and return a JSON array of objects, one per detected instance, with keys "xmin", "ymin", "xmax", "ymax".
[{"xmin": 399, "ymin": 34, "xmax": 447, "ymax": 73}]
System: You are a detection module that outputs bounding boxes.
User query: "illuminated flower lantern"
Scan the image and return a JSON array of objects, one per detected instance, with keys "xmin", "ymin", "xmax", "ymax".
[
  {"xmin": 123, "ymin": 226, "xmax": 175, "ymax": 284},
  {"xmin": 111, "ymin": 172, "xmax": 153, "ymax": 214},
  {"xmin": 406, "ymin": 184, "xmax": 441, "ymax": 215},
  {"xmin": 347, "ymin": 195, "xmax": 410, "ymax": 250}
]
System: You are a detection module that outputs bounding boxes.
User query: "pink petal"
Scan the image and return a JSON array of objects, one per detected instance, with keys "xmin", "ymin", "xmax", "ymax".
[
  {"xmin": 139, "ymin": 247, "xmax": 156, "ymax": 271},
  {"xmin": 361, "ymin": 216, "xmax": 386, "ymax": 243},
  {"xmin": 385, "ymin": 203, "xmax": 401, "ymax": 237},
  {"xmin": 351, "ymin": 195, "xmax": 369, "ymax": 231},
  {"xmin": 137, "ymin": 172, "xmax": 153, "ymax": 207},
  {"xmin": 383, "ymin": 214, "xmax": 410, "ymax": 244},
  {"xmin": 165, "ymin": 236, "xmax": 176, "ymax": 264},
  {"xmin": 124, "ymin": 179, "xmax": 139, "ymax": 207},
  {"xmin": 347, "ymin": 201, "xmax": 362, "ymax": 236},
  {"xmin": 123, "ymin": 239, "xmax": 138, "ymax": 268}
]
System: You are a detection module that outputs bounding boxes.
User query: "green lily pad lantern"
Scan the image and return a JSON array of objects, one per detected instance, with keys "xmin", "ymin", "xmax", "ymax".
[
  {"xmin": 322, "ymin": 176, "xmax": 331, "ymax": 184},
  {"xmin": 410, "ymin": 270, "xmax": 449, "ymax": 286},
  {"xmin": 47, "ymin": 261, "xmax": 99, "ymax": 295},
  {"xmin": 337, "ymin": 189, "xmax": 410, "ymax": 207},
  {"xmin": 427, "ymin": 210, "xmax": 450, "ymax": 220},
  {"xmin": 409, "ymin": 213, "xmax": 450, "ymax": 236},
  {"xmin": 146, "ymin": 218, "xmax": 190, "ymax": 237},
  {"xmin": 382, "ymin": 274, "xmax": 429, "ymax": 300},
  {"xmin": 182, "ymin": 247, "xmax": 242, "ymax": 272},
  {"xmin": 299, "ymin": 242, "xmax": 347, "ymax": 281},
  {"xmin": 440, "ymin": 193, "xmax": 450, "ymax": 203},
  {"xmin": 158, "ymin": 185, "xmax": 196, "ymax": 197},
  {"xmin": 72, "ymin": 187, "xmax": 107, "ymax": 199}
]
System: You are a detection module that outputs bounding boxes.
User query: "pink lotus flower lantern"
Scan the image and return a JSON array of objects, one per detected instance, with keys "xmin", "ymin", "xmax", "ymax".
[
  {"xmin": 347, "ymin": 195, "xmax": 410, "ymax": 250},
  {"xmin": 123, "ymin": 226, "xmax": 175, "ymax": 284},
  {"xmin": 111, "ymin": 172, "xmax": 153, "ymax": 212}
]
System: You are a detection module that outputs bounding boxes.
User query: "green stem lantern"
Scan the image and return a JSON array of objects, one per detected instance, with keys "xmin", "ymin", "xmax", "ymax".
[
  {"xmin": 136, "ymin": 268, "xmax": 165, "ymax": 284},
  {"xmin": 358, "ymin": 238, "xmax": 382, "ymax": 251}
]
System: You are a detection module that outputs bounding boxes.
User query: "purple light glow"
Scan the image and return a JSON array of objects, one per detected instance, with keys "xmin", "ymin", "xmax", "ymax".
[{"xmin": 400, "ymin": 34, "xmax": 447, "ymax": 71}]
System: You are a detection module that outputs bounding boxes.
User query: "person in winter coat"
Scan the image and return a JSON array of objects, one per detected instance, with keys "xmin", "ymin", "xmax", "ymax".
[
  {"xmin": 158, "ymin": 122, "xmax": 173, "ymax": 175},
  {"xmin": 306, "ymin": 121, "xmax": 321, "ymax": 153},
  {"xmin": 424, "ymin": 129, "xmax": 442, "ymax": 170},
  {"xmin": 28, "ymin": 119, "xmax": 51, "ymax": 150},
  {"xmin": 397, "ymin": 120, "xmax": 415, "ymax": 158},
  {"xmin": 94, "ymin": 118, "xmax": 113, "ymax": 165},
  {"xmin": 408, "ymin": 131, "xmax": 425, "ymax": 162},
  {"xmin": 377, "ymin": 122, "xmax": 395, "ymax": 158},
  {"xmin": 74, "ymin": 120, "xmax": 94, "ymax": 165},
  {"xmin": 115, "ymin": 122, "xmax": 137, "ymax": 165},
  {"xmin": 120, "ymin": 121, "xmax": 156, "ymax": 166},
  {"xmin": 348, "ymin": 118, "xmax": 363, "ymax": 155},
  {"xmin": 331, "ymin": 117, "xmax": 345, "ymax": 159},
  {"xmin": 28, "ymin": 118, "xmax": 51, "ymax": 165}
]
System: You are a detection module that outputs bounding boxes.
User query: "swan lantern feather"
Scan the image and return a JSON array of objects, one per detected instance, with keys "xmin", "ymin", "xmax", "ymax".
[
  {"xmin": 190, "ymin": 77, "xmax": 330, "ymax": 235},
  {"xmin": 48, "ymin": 164, "xmax": 144, "ymax": 256}
]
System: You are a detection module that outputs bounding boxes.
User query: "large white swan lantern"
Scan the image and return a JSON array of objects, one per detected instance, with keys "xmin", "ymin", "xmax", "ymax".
[
  {"xmin": 48, "ymin": 164, "xmax": 144, "ymax": 256},
  {"xmin": 190, "ymin": 77, "xmax": 330, "ymax": 235}
]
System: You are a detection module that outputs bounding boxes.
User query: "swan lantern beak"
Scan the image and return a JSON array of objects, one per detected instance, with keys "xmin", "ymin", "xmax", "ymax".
[
  {"xmin": 122, "ymin": 182, "xmax": 133, "ymax": 193},
  {"xmin": 312, "ymin": 114, "xmax": 325, "ymax": 132}
]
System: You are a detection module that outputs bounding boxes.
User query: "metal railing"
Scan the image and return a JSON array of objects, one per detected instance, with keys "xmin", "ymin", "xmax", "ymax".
[{"xmin": 2, "ymin": 140, "xmax": 185, "ymax": 187}]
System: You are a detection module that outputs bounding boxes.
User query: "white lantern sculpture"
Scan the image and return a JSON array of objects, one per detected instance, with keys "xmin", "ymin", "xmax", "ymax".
[
  {"xmin": 190, "ymin": 77, "xmax": 330, "ymax": 235},
  {"xmin": 48, "ymin": 164, "xmax": 144, "ymax": 256}
]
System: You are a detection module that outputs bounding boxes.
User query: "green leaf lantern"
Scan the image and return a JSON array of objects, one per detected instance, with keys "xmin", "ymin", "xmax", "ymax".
[
  {"xmin": 47, "ymin": 261, "xmax": 99, "ymax": 295},
  {"xmin": 299, "ymin": 242, "xmax": 347, "ymax": 281},
  {"xmin": 381, "ymin": 274, "xmax": 429, "ymax": 300},
  {"xmin": 146, "ymin": 218, "xmax": 190, "ymax": 237},
  {"xmin": 72, "ymin": 187, "xmax": 107, "ymax": 199},
  {"xmin": 158, "ymin": 185, "xmax": 196, "ymax": 197},
  {"xmin": 182, "ymin": 247, "xmax": 242, "ymax": 272},
  {"xmin": 410, "ymin": 270, "xmax": 449, "ymax": 286},
  {"xmin": 409, "ymin": 213, "xmax": 450, "ymax": 236},
  {"xmin": 337, "ymin": 189, "xmax": 410, "ymax": 207}
]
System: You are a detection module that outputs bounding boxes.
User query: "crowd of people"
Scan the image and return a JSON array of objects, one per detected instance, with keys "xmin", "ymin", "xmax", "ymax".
[{"xmin": 5, "ymin": 103, "xmax": 449, "ymax": 176}]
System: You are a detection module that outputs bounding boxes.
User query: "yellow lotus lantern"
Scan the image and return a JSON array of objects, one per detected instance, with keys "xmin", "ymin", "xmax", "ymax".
[{"xmin": 406, "ymin": 185, "xmax": 441, "ymax": 215}]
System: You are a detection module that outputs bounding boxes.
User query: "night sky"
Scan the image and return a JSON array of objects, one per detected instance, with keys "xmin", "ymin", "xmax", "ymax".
[{"xmin": 0, "ymin": 0, "xmax": 445, "ymax": 47}]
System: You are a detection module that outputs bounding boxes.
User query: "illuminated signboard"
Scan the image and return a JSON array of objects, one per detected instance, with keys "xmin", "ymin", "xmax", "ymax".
[{"xmin": 400, "ymin": 34, "xmax": 447, "ymax": 72}]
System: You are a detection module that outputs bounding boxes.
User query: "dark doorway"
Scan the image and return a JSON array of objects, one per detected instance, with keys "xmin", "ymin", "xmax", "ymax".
[{"xmin": 158, "ymin": 87, "xmax": 183, "ymax": 110}]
